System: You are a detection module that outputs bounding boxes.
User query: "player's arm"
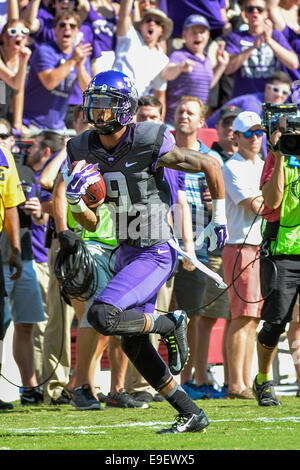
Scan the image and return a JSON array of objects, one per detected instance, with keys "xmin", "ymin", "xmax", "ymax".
[
  {"xmin": 60, "ymin": 160, "xmax": 102, "ymax": 232},
  {"xmin": 157, "ymin": 145, "xmax": 225, "ymax": 200},
  {"xmin": 177, "ymin": 189, "xmax": 196, "ymax": 271},
  {"xmin": 53, "ymin": 172, "xmax": 99, "ymax": 233},
  {"xmin": 158, "ymin": 146, "xmax": 228, "ymax": 251}
]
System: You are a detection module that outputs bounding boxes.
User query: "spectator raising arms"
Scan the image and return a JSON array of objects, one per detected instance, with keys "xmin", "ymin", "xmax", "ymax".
[
  {"xmin": 22, "ymin": 0, "xmax": 78, "ymax": 44},
  {"xmin": 113, "ymin": 0, "xmax": 173, "ymax": 111},
  {"xmin": 0, "ymin": 19, "xmax": 31, "ymax": 126},
  {"xmin": 161, "ymin": 14, "xmax": 229, "ymax": 127},
  {"xmin": 22, "ymin": 11, "xmax": 92, "ymax": 133},
  {"xmin": 78, "ymin": 0, "xmax": 120, "ymax": 70}
]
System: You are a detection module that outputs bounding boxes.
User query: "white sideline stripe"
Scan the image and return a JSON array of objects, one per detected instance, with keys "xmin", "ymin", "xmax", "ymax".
[
  {"xmin": 2, "ymin": 417, "xmax": 300, "ymax": 435},
  {"xmin": 2, "ymin": 422, "xmax": 172, "ymax": 435}
]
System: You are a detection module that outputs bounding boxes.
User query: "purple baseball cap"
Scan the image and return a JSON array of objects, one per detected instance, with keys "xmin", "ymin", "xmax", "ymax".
[{"xmin": 183, "ymin": 14, "xmax": 211, "ymax": 31}]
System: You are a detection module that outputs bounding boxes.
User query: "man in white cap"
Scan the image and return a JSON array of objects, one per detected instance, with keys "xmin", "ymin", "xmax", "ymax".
[
  {"xmin": 113, "ymin": 0, "xmax": 173, "ymax": 107},
  {"xmin": 221, "ymin": 111, "xmax": 265, "ymax": 400}
]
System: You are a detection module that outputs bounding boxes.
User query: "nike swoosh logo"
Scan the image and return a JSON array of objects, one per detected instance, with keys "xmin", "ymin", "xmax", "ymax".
[
  {"xmin": 158, "ymin": 249, "xmax": 168, "ymax": 254},
  {"xmin": 125, "ymin": 162, "xmax": 138, "ymax": 167},
  {"xmin": 22, "ymin": 396, "xmax": 36, "ymax": 403},
  {"xmin": 70, "ymin": 179, "xmax": 81, "ymax": 190}
]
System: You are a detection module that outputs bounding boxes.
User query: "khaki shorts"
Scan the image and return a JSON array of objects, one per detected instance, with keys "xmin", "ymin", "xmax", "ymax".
[{"xmin": 203, "ymin": 254, "xmax": 230, "ymax": 319}]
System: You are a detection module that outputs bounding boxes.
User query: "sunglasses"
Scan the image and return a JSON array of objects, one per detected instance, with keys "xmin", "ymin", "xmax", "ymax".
[
  {"xmin": 242, "ymin": 129, "xmax": 264, "ymax": 138},
  {"xmin": 245, "ymin": 6, "xmax": 265, "ymax": 13},
  {"xmin": 7, "ymin": 27, "xmax": 29, "ymax": 37},
  {"xmin": 0, "ymin": 133, "xmax": 12, "ymax": 139},
  {"xmin": 58, "ymin": 21, "xmax": 78, "ymax": 29},
  {"xmin": 267, "ymin": 83, "xmax": 290, "ymax": 97},
  {"xmin": 140, "ymin": 0, "xmax": 156, "ymax": 3},
  {"xmin": 144, "ymin": 17, "xmax": 163, "ymax": 26}
]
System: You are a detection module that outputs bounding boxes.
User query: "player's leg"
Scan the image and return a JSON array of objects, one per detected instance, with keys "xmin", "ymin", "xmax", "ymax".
[
  {"xmin": 121, "ymin": 334, "xmax": 210, "ymax": 434},
  {"xmin": 87, "ymin": 242, "xmax": 189, "ymax": 373}
]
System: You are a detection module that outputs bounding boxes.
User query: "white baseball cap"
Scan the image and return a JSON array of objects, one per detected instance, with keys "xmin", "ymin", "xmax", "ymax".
[{"xmin": 232, "ymin": 111, "xmax": 262, "ymax": 132}]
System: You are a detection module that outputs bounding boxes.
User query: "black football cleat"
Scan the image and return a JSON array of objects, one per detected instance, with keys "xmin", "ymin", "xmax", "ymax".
[
  {"xmin": 157, "ymin": 410, "xmax": 210, "ymax": 434},
  {"xmin": 252, "ymin": 376, "xmax": 281, "ymax": 406},
  {"xmin": 162, "ymin": 310, "xmax": 189, "ymax": 375}
]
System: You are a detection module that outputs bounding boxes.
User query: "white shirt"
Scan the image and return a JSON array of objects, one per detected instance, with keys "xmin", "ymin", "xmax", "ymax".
[
  {"xmin": 222, "ymin": 151, "xmax": 264, "ymax": 245},
  {"xmin": 113, "ymin": 26, "xmax": 169, "ymax": 96}
]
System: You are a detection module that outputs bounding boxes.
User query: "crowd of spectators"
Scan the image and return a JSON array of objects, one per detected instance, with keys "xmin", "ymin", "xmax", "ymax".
[{"xmin": 0, "ymin": 0, "xmax": 299, "ymax": 410}]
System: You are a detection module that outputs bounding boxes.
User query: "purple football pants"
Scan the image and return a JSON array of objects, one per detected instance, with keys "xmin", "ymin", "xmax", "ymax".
[{"xmin": 94, "ymin": 240, "xmax": 177, "ymax": 313}]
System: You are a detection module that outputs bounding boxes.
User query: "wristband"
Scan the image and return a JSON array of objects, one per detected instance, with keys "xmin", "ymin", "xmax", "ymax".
[
  {"xmin": 68, "ymin": 198, "xmax": 87, "ymax": 213},
  {"xmin": 211, "ymin": 199, "xmax": 226, "ymax": 224}
]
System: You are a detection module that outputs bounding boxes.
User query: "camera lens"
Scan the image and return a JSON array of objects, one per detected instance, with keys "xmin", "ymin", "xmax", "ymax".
[{"xmin": 280, "ymin": 134, "xmax": 300, "ymax": 154}]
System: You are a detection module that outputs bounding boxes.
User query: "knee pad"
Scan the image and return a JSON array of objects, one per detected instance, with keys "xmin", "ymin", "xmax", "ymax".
[
  {"xmin": 258, "ymin": 321, "xmax": 286, "ymax": 349},
  {"xmin": 87, "ymin": 302, "xmax": 121, "ymax": 335}
]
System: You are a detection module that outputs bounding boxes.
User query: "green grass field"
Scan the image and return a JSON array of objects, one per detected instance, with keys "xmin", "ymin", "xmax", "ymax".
[{"xmin": 0, "ymin": 396, "xmax": 299, "ymax": 451}]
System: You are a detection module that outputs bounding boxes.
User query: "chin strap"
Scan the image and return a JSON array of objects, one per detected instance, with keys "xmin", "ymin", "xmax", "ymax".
[{"xmin": 95, "ymin": 121, "xmax": 123, "ymax": 135}]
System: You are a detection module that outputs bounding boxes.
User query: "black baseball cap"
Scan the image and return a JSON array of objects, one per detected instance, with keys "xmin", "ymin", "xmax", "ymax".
[{"xmin": 218, "ymin": 105, "xmax": 242, "ymax": 122}]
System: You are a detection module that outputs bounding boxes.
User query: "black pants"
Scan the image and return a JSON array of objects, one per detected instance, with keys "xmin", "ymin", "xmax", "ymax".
[{"xmin": 260, "ymin": 255, "xmax": 300, "ymax": 324}]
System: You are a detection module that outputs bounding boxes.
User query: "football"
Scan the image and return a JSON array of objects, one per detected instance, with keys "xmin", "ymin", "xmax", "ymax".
[{"xmin": 69, "ymin": 161, "xmax": 106, "ymax": 209}]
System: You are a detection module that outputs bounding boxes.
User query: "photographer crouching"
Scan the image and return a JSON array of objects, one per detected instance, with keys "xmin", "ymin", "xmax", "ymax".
[{"xmin": 253, "ymin": 110, "xmax": 300, "ymax": 406}]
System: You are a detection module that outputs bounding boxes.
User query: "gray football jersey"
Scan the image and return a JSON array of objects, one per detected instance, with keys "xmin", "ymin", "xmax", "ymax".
[{"xmin": 67, "ymin": 122, "xmax": 173, "ymax": 246}]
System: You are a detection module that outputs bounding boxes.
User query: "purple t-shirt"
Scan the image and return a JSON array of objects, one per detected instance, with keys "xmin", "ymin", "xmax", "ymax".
[
  {"xmin": 86, "ymin": 1, "xmax": 117, "ymax": 51},
  {"xmin": 159, "ymin": 0, "xmax": 226, "ymax": 36},
  {"xmin": 225, "ymin": 30, "xmax": 294, "ymax": 98},
  {"xmin": 282, "ymin": 26, "xmax": 300, "ymax": 83},
  {"xmin": 38, "ymin": 1, "xmax": 53, "ymax": 20},
  {"xmin": 23, "ymin": 41, "xmax": 78, "ymax": 130},
  {"xmin": 165, "ymin": 46, "xmax": 213, "ymax": 126},
  {"xmin": 30, "ymin": 22, "xmax": 102, "ymax": 106},
  {"xmin": 164, "ymin": 168, "xmax": 186, "ymax": 207},
  {"xmin": 31, "ymin": 169, "xmax": 48, "ymax": 263}
]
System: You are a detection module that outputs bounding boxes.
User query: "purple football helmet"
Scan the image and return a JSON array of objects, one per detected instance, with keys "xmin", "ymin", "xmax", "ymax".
[{"xmin": 83, "ymin": 70, "xmax": 138, "ymax": 134}]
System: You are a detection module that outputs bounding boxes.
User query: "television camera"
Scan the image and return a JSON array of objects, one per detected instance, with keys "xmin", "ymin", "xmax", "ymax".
[{"xmin": 262, "ymin": 101, "xmax": 300, "ymax": 156}]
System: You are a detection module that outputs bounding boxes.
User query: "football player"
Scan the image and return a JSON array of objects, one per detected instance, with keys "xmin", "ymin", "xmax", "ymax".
[{"xmin": 57, "ymin": 70, "xmax": 228, "ymax": 433}]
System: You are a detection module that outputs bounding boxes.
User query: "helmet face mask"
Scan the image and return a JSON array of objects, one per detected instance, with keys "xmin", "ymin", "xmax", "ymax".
[{"xmin": 83, "ymin": 71, "xmax": 138, "ymax": 135}]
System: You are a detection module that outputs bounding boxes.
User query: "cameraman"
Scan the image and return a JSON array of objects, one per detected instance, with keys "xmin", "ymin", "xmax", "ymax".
[{"xmin": 253, "ymin": 128, "xmax": 300, "ymax": 406}]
